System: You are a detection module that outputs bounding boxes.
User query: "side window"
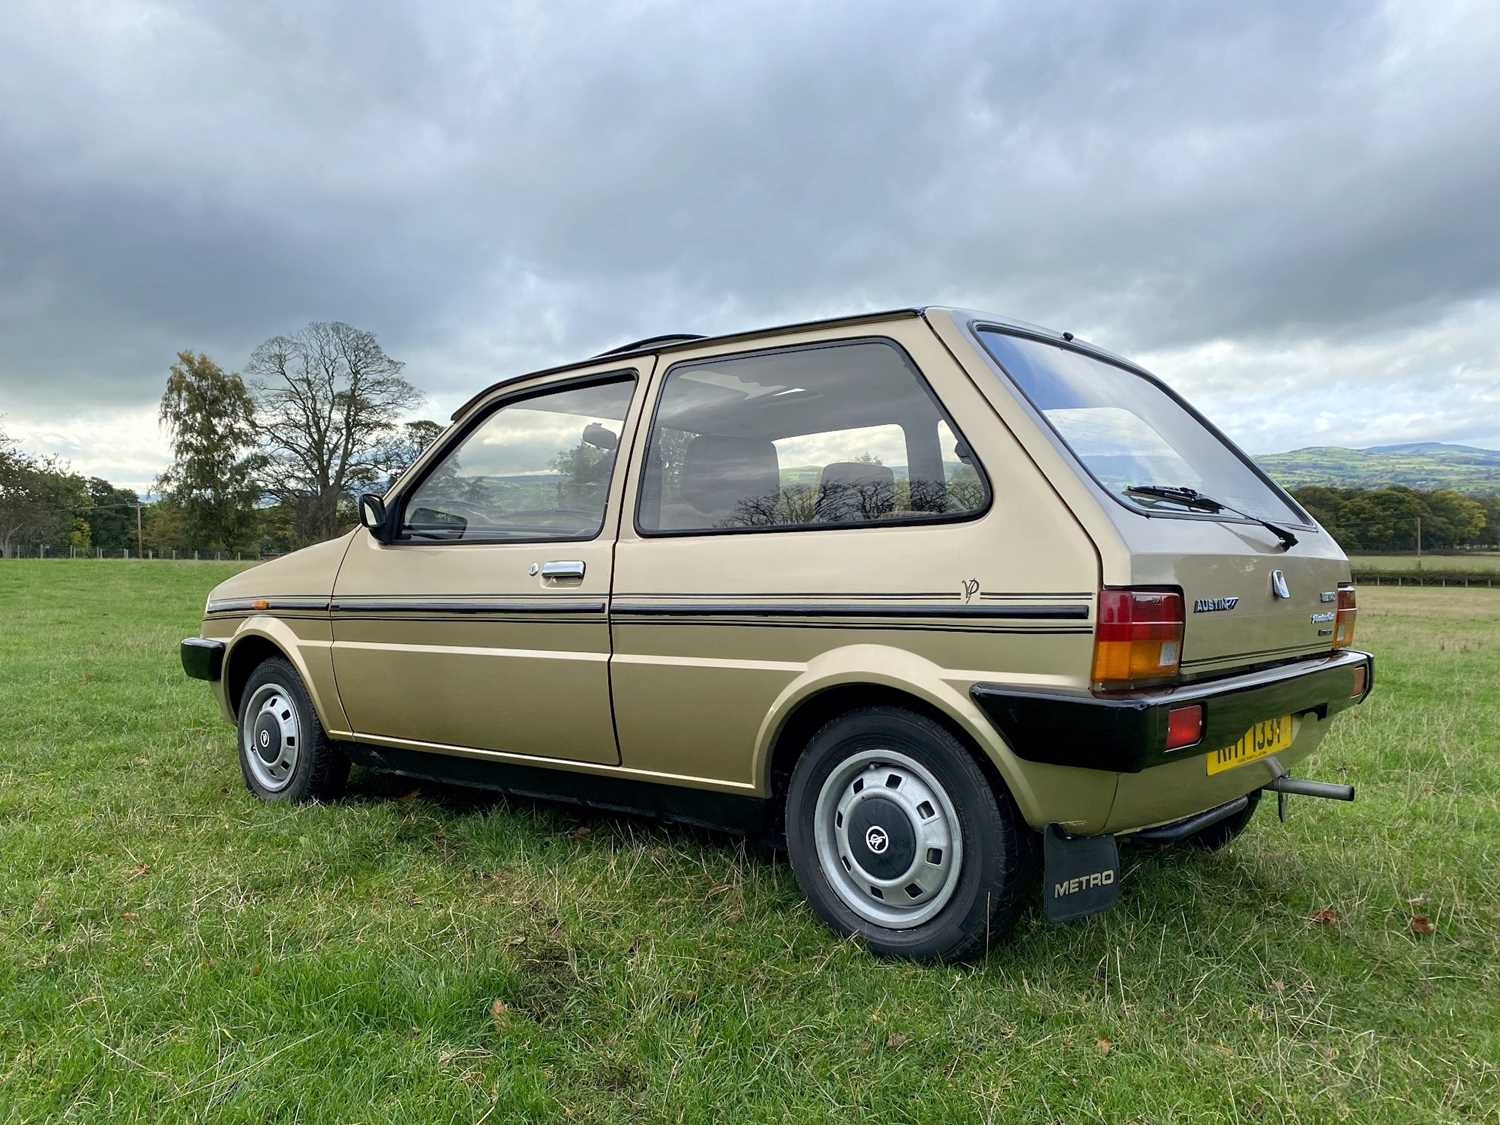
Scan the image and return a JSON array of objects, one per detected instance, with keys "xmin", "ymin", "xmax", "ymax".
[
  {"xmin": 637, "ymin": 341, "xmax": 988, "ymax": 534},
  {"xmin": 400, "ymin": 377, "xmax": 634, "ymax": 542}
]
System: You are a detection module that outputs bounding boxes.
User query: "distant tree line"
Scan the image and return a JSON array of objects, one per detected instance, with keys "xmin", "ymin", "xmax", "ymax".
[
  {"xmin": 0, "ymin": 320, "xmax": 444, "ymax": 558},
  {"xmin": 1289, "ymin": 486, "xmax": 1499, "ymax": 551},
  {"xmin": 8, "ymin": 353, "xmax": 1499, "ymax": 560}
]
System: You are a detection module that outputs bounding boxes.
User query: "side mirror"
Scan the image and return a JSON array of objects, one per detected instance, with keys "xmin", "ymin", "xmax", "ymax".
[
  {"xmin": 358, "ymin": 493, "xmax": 389, "ymax": 542},
  {"xmin": 582, "ymin": 422, "xmax": 618, "ymax": 451}
]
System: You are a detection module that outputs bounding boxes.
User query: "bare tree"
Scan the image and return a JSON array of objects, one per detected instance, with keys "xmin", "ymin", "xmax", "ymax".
[
  {"xmin": 246, "ymin": 322, "xmax": 422, "ymax": 543},
  {"xmin": 380, "ymin": 418, "xmax": 447, "ymax": 490}
]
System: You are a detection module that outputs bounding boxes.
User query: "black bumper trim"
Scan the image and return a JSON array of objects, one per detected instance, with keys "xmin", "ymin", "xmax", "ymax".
[
  {"xmin": 970, "ymin": 649, "xmax": 1374, "ymax": 773},
  {"xmin": 180, "ymin": 637, "xmax": 225, "ymax": 682}
]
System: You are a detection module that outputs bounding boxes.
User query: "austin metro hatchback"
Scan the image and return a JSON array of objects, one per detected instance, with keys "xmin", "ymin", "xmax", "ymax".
[{"xmin": 181, "ymin": 307, "xmax": 1373, "ymax": 960}]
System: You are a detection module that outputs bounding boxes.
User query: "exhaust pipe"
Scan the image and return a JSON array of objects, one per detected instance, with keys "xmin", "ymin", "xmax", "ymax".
[{"xmin": 1264, "ymin": 776, "xmax": 1355, "ymax": 801}]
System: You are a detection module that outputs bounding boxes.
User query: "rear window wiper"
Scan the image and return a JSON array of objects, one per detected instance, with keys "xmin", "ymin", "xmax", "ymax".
[{"xmin": 1124, "ymin": 484, "xmax": 1299, "ymax": 551}]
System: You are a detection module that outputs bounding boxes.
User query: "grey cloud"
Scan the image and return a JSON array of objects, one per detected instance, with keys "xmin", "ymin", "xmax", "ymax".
[{"xmin": 2, "ymin": 0, "xmax": 1499, "ymax": 476}]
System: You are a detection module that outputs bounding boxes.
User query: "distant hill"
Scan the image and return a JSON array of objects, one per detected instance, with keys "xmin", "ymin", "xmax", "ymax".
[{"xmin": 1256, "ymin": 442, "xmax": 1500, "ymax": 495}]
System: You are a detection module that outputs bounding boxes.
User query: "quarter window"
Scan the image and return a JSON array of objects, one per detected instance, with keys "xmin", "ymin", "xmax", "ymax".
[
  {"xmin": 400, "ymin": 377, "xmax": 634, "ymax": 541},
  {"xmin": 637, "ymin": 341, "xmax": 987, "ymax": 534}
]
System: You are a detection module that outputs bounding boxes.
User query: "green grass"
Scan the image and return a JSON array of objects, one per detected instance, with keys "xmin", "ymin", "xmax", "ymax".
[
  {"xmin": 1257, "ymin": 442, "xmax": 1500, "ymax": 495},
  {"xmin": 1350, "ymin": 552, "xmax": 1500, "ymax": 576},
  {"xmin": 1, "ymin": 561, "xmax": 1497, "ymax": 1123}
]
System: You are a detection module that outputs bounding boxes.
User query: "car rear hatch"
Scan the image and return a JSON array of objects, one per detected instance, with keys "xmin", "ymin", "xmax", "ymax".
[
  {"xmin": 1171, "ymin": 539, "xmax": 1349, "ymax": 675},
  {"xmin": 967, "ymin": 325, "xmax": 1356, "ymax": 679}
]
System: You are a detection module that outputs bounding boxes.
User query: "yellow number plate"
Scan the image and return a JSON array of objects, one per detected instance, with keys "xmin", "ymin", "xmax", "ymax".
[{"xmin": 1206, "ymin": 714, "xmax": 1295, "ymax": 775}]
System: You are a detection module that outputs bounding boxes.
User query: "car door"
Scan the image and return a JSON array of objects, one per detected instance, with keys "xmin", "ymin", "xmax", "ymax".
[
  {"xmin": 330, "ymin": 366, "xmax": 645, "ymax": 765},
  {"xmin": 609, "ymin": 323, "xmax": 1100, "ymax": 790}
]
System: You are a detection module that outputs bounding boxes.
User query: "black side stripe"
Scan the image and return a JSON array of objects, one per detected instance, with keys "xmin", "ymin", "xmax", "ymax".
[
  {"xmin": 207, "ymin": 596, "xmax": 330, "ymax": 613},
  {"xmin": 614, "ymin": 591, "xmax": 1092, "ymax": 601},
  {"xmin": 609, "ymin": 601, "xmax": 1088, "ymax": 620},
  {"xmin": 330, "ymin": 599, "xmax": 606, "ymax": 614},
  {"xmin": 613, "ymin": 620, "xmax": 1092, "ymax": 635}
]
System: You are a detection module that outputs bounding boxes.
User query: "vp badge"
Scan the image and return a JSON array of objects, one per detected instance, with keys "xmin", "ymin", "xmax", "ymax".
[{"xmin": 1271, "ymin": 569, "xmax": 1291, "ymax": 599}]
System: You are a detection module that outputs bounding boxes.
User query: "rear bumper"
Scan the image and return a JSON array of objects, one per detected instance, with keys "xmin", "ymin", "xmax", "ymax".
[
  {"xmin": 971, "ymin": 649, "xmax": 1373, "ymax": 774},
  {"xmin": 180, "ymin": 637, "xmax": 225, "ymax": 682}
]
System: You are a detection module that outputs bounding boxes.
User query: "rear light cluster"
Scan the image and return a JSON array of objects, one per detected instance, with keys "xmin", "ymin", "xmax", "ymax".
[
  {"xmin": 1092, "ymin": 588, "xmax": 1184, "ymax": 692},
  {"xmin": 1333, "ymin": 585, "xmax": 1357, "ymax": 649}
]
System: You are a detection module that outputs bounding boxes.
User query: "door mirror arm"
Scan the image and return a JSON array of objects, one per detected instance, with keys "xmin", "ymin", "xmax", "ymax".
[{"xmin": 358, "ymin": 493, "xmax": 393, "ymax": 543}]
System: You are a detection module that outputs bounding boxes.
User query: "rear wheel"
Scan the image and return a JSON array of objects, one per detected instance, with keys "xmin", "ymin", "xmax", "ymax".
[
  {"xmin": 785, "ymin": 706, "xmax": 1032, "ymax": 961},
  {"xmin": 1186, "ymin": 789, "xmax": 1261, "ymax": 849},
  {"xmin": 236, "ymin": 657, "xmax": 349, "ymax": 803}
]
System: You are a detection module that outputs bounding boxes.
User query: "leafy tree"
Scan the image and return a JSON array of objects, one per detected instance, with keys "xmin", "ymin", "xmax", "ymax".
[
  {"xmin": 253, "ymin": 500, "xmax": 302, "ymax": 556},
  {"xmin": 1483, "ymin": 496, "xmax": 1500, "ymax": 547},
  {"xmin": 1289, "ymin": 485, "xmax": 1492, "ymax": 550},
  {"xmin": 85, "ymin": 477, "xmax": 141, "ymax": 552},
  {"xmin": 247, "ymin": 322, "xmax": 422, "ymax": 544},
  {"xmin": 141, "ymin": 498, "xmax": 190, "ymax": 555},
  {"xmin": 158, "ymin": 351, "xmax": 263, "ymax": 552},
  {"xmin": 1420, "ymin": 490, "xmax": 1486, "ymax": 548},
  {"xmin": 0, "ymin": 425, "xmax": 88, "ymax": 557}
]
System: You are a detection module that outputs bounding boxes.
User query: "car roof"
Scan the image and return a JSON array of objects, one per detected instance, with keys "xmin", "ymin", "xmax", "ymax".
[{"xmin": 449, "ymin": 305, "xmax": 1109, "ymax": 421}]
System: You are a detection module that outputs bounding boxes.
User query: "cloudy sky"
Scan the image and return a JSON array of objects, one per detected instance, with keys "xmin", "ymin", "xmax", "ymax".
[{"xmin": 3, "ymin": 0, "xmax": 1499, "ymax": 493}]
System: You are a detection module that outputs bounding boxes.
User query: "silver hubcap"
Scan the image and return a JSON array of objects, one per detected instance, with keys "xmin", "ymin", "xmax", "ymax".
[
  {"xmin": 813, "ymin": 749, "xmax": 963, "ymax": 929},
  {"xmin": 242, "ymin": 682, "xmax": 300, "ymax": 791}
]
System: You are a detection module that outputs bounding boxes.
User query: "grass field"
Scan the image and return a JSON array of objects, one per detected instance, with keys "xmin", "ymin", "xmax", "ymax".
[
  {"xmin": 1350, "ymin": 552, "xmax": 1500, "ymax": 576},
  {"xmin": 1, "ymin": 562, "xmax": 1497, "ymax": 1123}
]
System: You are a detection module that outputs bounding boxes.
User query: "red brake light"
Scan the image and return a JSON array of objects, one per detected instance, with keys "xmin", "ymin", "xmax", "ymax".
[
  {"xmin": 1333, "ymin": 585, "xmax": 1357, "ymax": 649},
  {"xmin": 1092, "ymin": 588, "xmax": 1184, "ymax": 690},
  {"xmin": 1166, "ymin": 704, "xmax": 1203, "ymax": 750}
]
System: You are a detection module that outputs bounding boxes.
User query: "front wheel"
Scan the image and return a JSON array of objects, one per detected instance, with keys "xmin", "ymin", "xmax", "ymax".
[
  {"xmin": 236, "ymin": 657, "xmax": 349, "ymax": 803},
  {"xmin": 785, "ymin": 706, "xmax": 1033, "ymax": 961}
]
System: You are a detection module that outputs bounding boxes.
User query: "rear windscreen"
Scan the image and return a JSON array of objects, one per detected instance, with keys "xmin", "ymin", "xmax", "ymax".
[{"xmin": 976, "ymin": 329, "xmax": 1307, "ymax": 526}]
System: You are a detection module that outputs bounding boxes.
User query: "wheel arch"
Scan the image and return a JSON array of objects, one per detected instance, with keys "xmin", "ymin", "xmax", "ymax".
[
  {"xmin": 221, "ymin": 619, "xmax": 348, "ymax": 735},
  {"xmin": 754, "ymin": 646, "xmax": 1041, "ymax": 827}
]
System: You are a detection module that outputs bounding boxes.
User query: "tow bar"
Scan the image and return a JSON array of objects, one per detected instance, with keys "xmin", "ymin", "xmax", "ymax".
[{"xmin": 1263, "ymin": 774, "xmax": 1355, "ymax": 821}]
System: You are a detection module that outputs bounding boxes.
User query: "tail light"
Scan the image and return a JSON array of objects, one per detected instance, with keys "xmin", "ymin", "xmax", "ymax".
[
  {"xmin": 1333, "ymin": 585, "xmax": 1357, "ymax": 649},
  {"xmin": 1092, "ymin": 588, "xmax": 1184, "ymax": 691}
]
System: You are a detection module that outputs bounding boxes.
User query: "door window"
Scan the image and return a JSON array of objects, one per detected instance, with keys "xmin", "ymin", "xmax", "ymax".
[
  {"xmin": 400, "ymin": 377, "xmax": 634, "ymax": 542},
  {"xmin": 637, "ymin": 340, "xmax": 988, "ymax": 533}
]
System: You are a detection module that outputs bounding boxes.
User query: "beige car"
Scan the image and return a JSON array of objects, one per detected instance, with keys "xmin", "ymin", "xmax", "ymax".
[{"xmin": 182, "ymin": 307, "xmax": 1373, "ymax": 960}]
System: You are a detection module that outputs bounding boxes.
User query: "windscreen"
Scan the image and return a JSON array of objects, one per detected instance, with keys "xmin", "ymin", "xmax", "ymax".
[{"xmin": 976, "ymin": 330, "xmax": 1306, "ymax": 526}]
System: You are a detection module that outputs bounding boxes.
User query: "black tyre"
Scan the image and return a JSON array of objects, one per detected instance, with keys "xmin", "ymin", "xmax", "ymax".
[
  {"xmin": 785, "ymin": 706, "xmax": 1033, "ymax": 961},
  {"xmin": 236, "ymin": 656, "xmax": 349, "ymax": 803},
  {"xmin": 1185, "ymin": 789, "xmax": 1261, "ymax": 849}
]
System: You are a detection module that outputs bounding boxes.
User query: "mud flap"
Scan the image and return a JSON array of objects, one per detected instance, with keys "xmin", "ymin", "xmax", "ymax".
[{"xmin": 1043, "ymin": 824, "xmax": 1122, "ymax": 923}]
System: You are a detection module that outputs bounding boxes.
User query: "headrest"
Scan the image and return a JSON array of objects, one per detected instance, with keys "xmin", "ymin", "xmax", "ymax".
[
  {"xmin": 681, "ymin": 435, "xmax": 782, "ymax": 526},
  {"xmin": 816, "ymin": 461, "xmax": 896, "ymax": 523}
]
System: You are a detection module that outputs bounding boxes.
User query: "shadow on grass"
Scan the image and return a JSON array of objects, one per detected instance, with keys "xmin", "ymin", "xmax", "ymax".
[
  {"xmin": 341, "ymin": 762, "xmax": 783, "ymax": 865},
  {"xmin": 330, "ymin": 757, "xmax": 1294, "ymax": 971}
]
